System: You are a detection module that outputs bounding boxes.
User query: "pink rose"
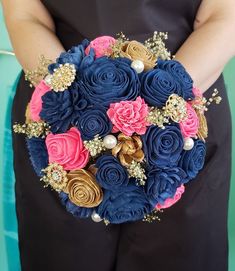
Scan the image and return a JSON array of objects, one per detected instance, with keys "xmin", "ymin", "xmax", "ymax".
[
  {"xmin": 46, "ymin": 127, "xmax": 89, "ymax": 170},
  {"xmin": 29, "ymin": 80, "xmax": 51, "ymax": 121},
  {"xmin": 156, "ymin": 185, "xmax": 185, "ymax": 210},
  {"xmin": 85, "ymin": 36, "xmax": 116, "ymax": 58},
  {"xmin": 179, "ymin": 102, "xmax": 199, "ymax": 138},
  {"xmin": 107, "ymin": 97, "xmax": 150, "ymax": 136}
]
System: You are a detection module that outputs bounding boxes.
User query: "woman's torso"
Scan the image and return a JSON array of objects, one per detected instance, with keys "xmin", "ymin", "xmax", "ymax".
[{"xmin": 41, "ymin": 0, "xmax": 202, "ymax": 53}]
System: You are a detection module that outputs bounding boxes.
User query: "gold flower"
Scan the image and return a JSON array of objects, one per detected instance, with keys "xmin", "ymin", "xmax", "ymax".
[
  {"xmin": 120, "ymin": 41, "xmax": 157, "ymax": 71},
  {"xmin": 196, "ymin": 110, "xmax": 208, "ymax": 141},
  {"xmin": 65, "ymin": 169, "xmax": 103, "ymax": 208},
  {"xmin": 112, "ymin": 133, "xmax": 144, "ymax": 167}
]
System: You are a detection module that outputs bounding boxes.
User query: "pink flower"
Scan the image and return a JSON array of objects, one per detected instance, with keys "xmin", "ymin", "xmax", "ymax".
[
  {"xmin": 192, "ymin": 87, "xmax": 203, "ymax": 98},
  {"xmin": 85, "ymin": 36, "xmax": 116, "ymax": 58},
  {"xmin": 46, "ymin": 127, "xmax": 89, "ymax": 170},
  {"xmin": 156, "ymin": 185, "xmax": 185, "ymax": 210},
  {"xmin": 29, "ymin": 80, "xmax": 51, "ymax": 121},
  {"xmin": 179, "ymin": 102, "xmax": 199, "ymax": 138},
  {"xmin": 107, "ymin": 97, "xmax": 150, "ymax": 136}
]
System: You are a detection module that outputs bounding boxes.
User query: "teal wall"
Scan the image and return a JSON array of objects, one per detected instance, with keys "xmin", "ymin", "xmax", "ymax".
[{"xmin": 0, "ymin": 6, "xmax": 234, "ymax": 271}]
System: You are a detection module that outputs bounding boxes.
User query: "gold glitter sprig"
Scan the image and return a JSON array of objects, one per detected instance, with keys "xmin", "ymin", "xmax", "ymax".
[
  {"xmin": 13, "ymin": 121, "xmax": 50, "ymax": 138},
  {"xmin": 127, "ymin": 160, "xmax": 147, "ymax": 186},
  {"xmin": 25, "ymin": 55, "xmax": 52, "ymax": 87},
  {"xmin": 143, "ymin": 209, "xmax": 163, "ymax": 223},
  {"xmin": 84, "ymin": 135, "xmax": 106, "ymax": 157},
  {"xmin": 41, "ymin": 163, "xmax": 68, "ymax": 192},
  {"xmin": 144, "ymin": 31, "xmax": 171, "ymax": 60}
]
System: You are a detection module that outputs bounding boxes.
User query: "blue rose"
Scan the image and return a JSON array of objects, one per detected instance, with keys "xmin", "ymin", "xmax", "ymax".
[
  {"xmin": 59, "ymin": 192, "xmax": 94, "ymax": 218},
  {"xmin": 158, "ymin": 59, "xmax": 194, "ymax": 100},
  {"xmin": 142, "ymin": 125, "xmax": 184, "ymax": 168},
  {"xmin": 79, "ymin": 57, "xmax": 140, "ymax": 107},
  {"xmin": 48, "ymin": 39, "xmax": 95, "ymax": 73},
  {"xmin": 26, "ymin": 137, "xmax": 48, "ymax": 177},
  {"xmin": 145, "ymin": 167, "xmax": 186, "ymax": 206},
  {"xmin": 40, "ymin": 85, "xmax": 89, "ymax": 133},
  {"xmin": 178, "ymin": 140, "xmax": 206, "ymax": 182},
  {"xmin": 140, "ymin": 66, "xmax": 180, "ymax": 107},
  {"xmin": 97, "ymin": 183, "xmax": 153, "ymax": 224},
  {"xmin": 75, "ymin": 106, "xmax": 112, "ymax": 140},
  {"xmin": 96, "ymin": 155, "xmax": 129, "ymax": 190}
]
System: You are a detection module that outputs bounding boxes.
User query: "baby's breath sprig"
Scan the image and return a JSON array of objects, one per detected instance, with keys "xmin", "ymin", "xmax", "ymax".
[
  {"xmin": 84, "ymin": 135, "xmax": 106, "ymax": 157},
  {"xmin": 110, "ymin": 32, "xmax": 129, "ymax": 58},
  {"xmin": 127, "ymin": 160, "xmax": 147, "ymax": 186},
  {"xmin": 144, "ymin": 31, "xmax": 171, "ymax": 60}
]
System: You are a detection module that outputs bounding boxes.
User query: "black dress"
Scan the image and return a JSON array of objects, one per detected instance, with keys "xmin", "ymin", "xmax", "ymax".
[{"xmin": 12, "ymin": 1, "xmax": 232, "ymax": 270}]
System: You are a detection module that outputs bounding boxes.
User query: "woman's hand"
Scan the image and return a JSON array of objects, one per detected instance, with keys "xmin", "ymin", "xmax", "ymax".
[
  {"xmin": 175, "ymin": 0, "xmax": 235, "ymax": 92},
  {"xmin": 2, "ymin": 0, "xmax": 65, "ymax": 72}
]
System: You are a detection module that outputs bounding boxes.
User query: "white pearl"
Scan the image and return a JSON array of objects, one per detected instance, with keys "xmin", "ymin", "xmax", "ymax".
[
  {"xmin": 91, "ymin": 212, "xmax": 103, "ymax": 223},
  {"xmin": 183, "ymin": 137, "xmax": 194, "ymax": 151},
  {"xmin": 103, "ymin": 135, "xmax": 117, "ymax": 149},
  {"xmin": 131, "ymin": 60, "xmax": 145, "ymax": 74}
]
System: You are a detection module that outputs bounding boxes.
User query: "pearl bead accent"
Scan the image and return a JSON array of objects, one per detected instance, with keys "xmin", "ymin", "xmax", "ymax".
[
  {"xmin": 91, "ymin": 212, "xmax": 103, "ymax": 223},
  {"xmin": 103, "ymin": 135, "xmax": 117, "ymax": 149},
  {"xmin": 131, "ymin": 60, "xmax": 145, "ymax": 74},
  {"xmin": 183, "ymin": 137, "xmax": 194, "ymax": 151}
]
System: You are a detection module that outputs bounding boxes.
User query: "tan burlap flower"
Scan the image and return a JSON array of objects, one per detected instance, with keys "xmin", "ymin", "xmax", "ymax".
[
  {"xmin": 65, "ymin": 169, "xmax": 103, "ymax": 208},
  {"xmin": 120, "ymin": 41, "xmax": 157, "ymax": 70},
  {"xmin": 112, "ymin": 133, "xmax": 144, "ymax": 167},
  {"xmin": 196, "ymin": 109, "xmax": 208, "ymax": 141}
]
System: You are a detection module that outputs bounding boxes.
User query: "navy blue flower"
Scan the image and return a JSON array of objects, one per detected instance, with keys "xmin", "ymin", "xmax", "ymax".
[
  {"xmin": 145, "ymin": 167, "xmax": 186, "ymax": 206},
  {"xmin": 40, "ymin": 85, "xmax": 89, "ymax": 133},
  {"xmin": 59, "ymin": 192, "xmax": 94, "ymax": 218},
  {"xmin": 96, "ymin": 155, "xmax": 129, "ymax": 190},
  {"xmin": 48, "ymin": 39, "xmax": 95, "ymax": 73},
  {"xmin": 79, "ymin": 57, "xmax": 140, "ymax": 107},
  {"xmin": 75, "ymin": 106, "xmax": 112, "ymax": 140},
  {"xmin": 178, "ymin": 140, "xmax": 206, "ymax": 182},
  {"xmin": 158, "ymin": 59, "xmax": 194, "ymax": 100},
  {"xmin": 26, "ymin": 137, "xmax": 48, "ymax": 177},
  {"xmin": 142, "ymin": 125, "xmax": 184, "ymax": 168},
  {"xmin": 97, "ymin": 183, "xmax": 153, "ymax": 224},
  {"xmin": 141, "ymin": 66, "xmax": 180, "ymax": 107}
]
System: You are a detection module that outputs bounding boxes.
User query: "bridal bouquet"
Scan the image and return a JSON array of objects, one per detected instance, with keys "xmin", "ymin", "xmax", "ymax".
[{"xmin": 14, "ymin": 32, "xmax": 221, "ymax": 224}]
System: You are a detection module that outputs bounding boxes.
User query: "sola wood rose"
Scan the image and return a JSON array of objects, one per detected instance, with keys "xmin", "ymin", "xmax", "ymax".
[
  {"xmin": 65, "ymin": 169, "xmax": 103, "ymax": 208},
  {"xmin": 29, "ymin": 80, "xmax": 51, "ymax": 121},
  {"xmin": 85, "ymin": 36, "xmax": 116, "ymax": 58},
  {"xmin": 179, "ymin": 102, "xmax": 199, "ymax": 138},
  {"xmin": 107, "ymin": 96, "xmax": 150, "ymax": 136},
  {"xmin": 46, "ymin": 127, "xmax": 89, "ymax": 170},
  {"xmin": 156, "ymin": 185, "xmax": 185, "ymax": 210},
  {"xmin": 120, "ymin": 40, "xmax": 157, "ymax": 70}
]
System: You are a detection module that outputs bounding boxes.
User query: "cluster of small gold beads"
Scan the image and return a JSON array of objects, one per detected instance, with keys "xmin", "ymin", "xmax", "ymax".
[{"xmin": 47, "ymin": 63, "xmax": 76, "ymax": 92}]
